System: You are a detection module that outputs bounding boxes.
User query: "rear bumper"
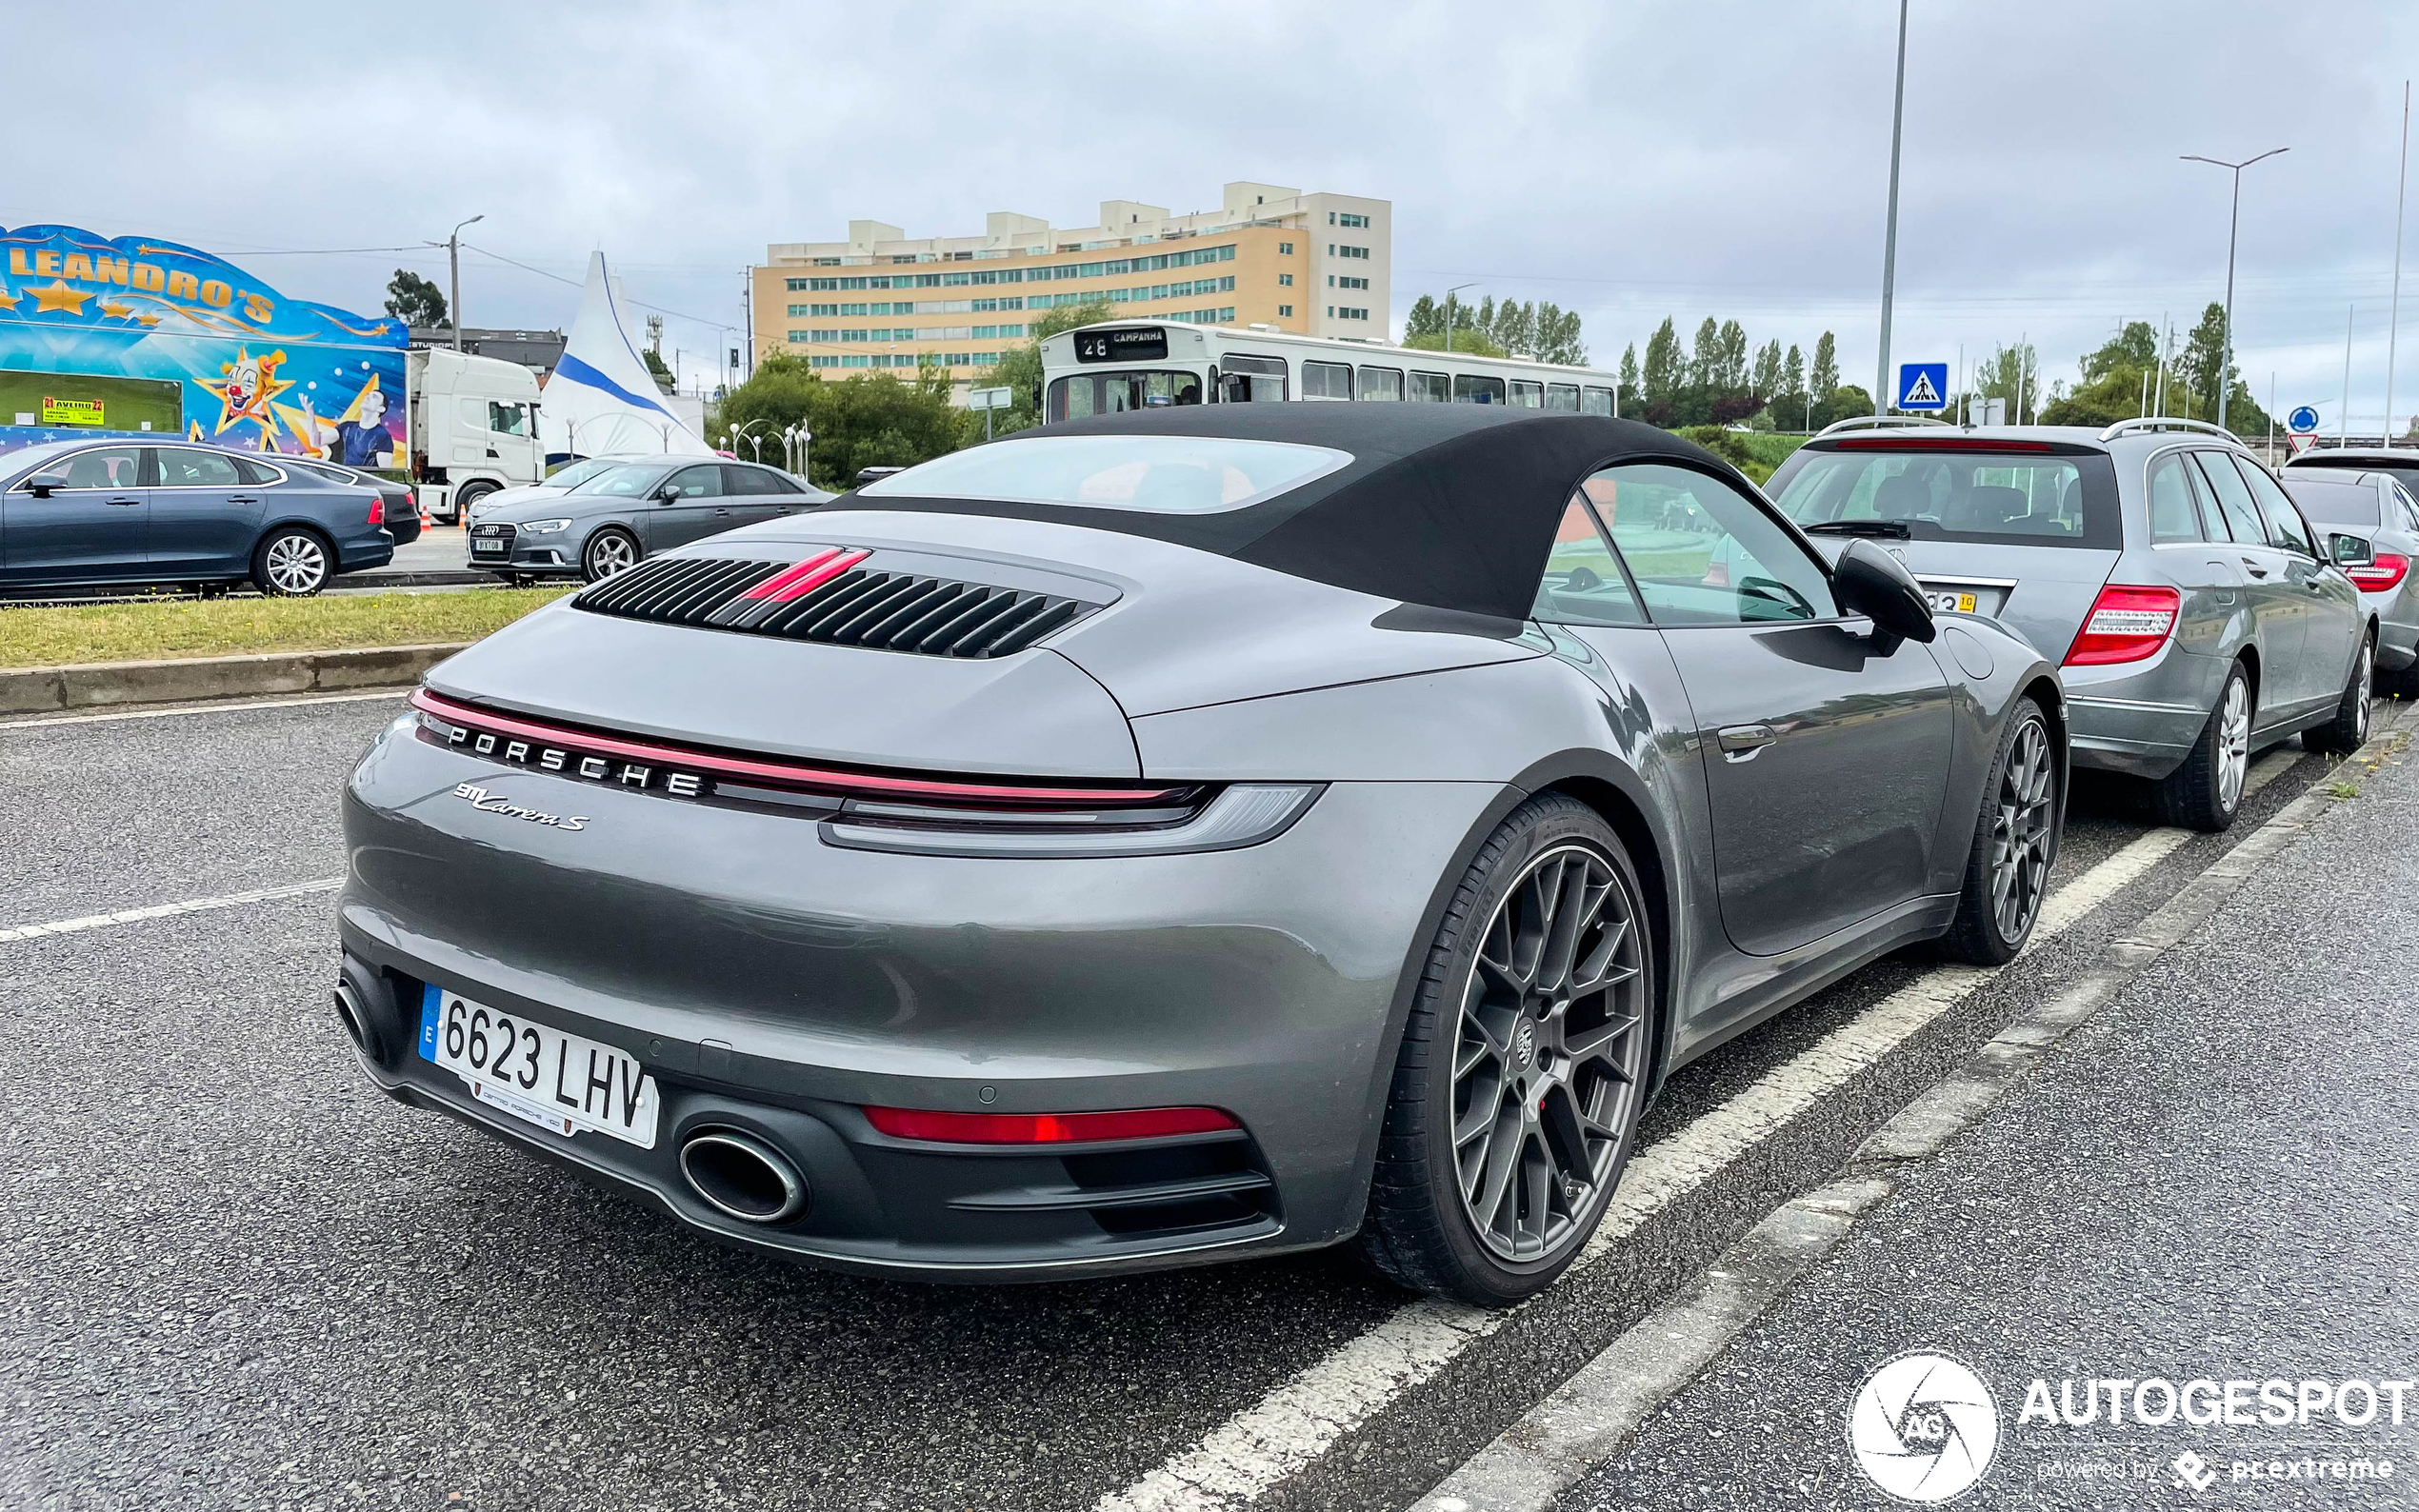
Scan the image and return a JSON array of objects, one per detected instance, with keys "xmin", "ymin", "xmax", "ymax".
[
  {"xmin": 2371, "ymin": 604, "xmax": 2418, "ymax": 670},
  {"xmin": 2061, "ymin": 642, "xmax": 2227, "ymax": 779},
  {"xmin": 335, "ymin": 714, "xmax": 1499, "ymax": 1281}
]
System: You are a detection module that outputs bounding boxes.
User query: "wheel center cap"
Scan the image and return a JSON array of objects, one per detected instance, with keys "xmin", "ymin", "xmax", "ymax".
[{"xmin": 1511, "ymin": 1019, "xmax": 1538, "ymax": 1068}]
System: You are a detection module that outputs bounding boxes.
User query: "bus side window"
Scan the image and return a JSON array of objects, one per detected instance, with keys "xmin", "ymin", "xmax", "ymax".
[
  {"xmin": 1302, "ymin": 361, "xmax": 1353, "ymax": 401},
  {"xmin": 1356, "ymin": 367, "xmax": 1404, "ymax": 401},
  {"xmin": 1582, "ymin": 387, "xmax": 1615, "ymax": 416},
  {"xmin": 1509, "ymin": 380, "xmax": 1545, "ymax": 408},
  {"xmin": 1409, "ymin": 370, "xmax": 1449, "ymax": 403},
  {"xmin": 1546, "ymin": 384, "xmax": 1580, "ymax": 411},
  {"xmin": 1454, "ymin": 374, "xmax": 1507, "ymax": 405},
  {"xmin": 1221, "ymin": 354, "xmax": 1289, "ymax": 403}
]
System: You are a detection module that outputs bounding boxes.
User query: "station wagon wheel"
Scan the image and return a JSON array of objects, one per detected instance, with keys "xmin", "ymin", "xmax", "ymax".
[
  {"xmin": 2215, "ymin": 674, "xmax": 2252, "ymax": 809},
  {"xmin": 582, "ymin": 527, "xmax": 640, "ymax": 583},
  {"xmin": 1452, "ymin": 843, "xmax": 1647, "ymax": 1262},
  {"xmin": 252, "ymin": 527, "xmax": 331, "ymax": 596},
  {"xmin": 2152, "ymin": 663, "xmax": 2253, "ymax": 833},
  {"xmin": 1359, "ymin": 795, "xmax": 1654, "ymax": 1306}
]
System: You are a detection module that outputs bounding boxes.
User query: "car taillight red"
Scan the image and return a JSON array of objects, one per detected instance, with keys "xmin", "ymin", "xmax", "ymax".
[
  {"xmin": 2349, "ymin": 552, "xmax": 2410, "ymax": 592},
  {"xmin": 368, "ymin": 496, "xmax": 384, "ymax": 526},
  {"xmin": 861, "ymin": 1104, "xmax": 1241, "ymax": 1144},
  {"xmin": 2064, "ymin": 585, "xmax": 2180, "ymax": 666}
]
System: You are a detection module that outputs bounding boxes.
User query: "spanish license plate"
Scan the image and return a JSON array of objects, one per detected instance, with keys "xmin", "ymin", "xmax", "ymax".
[
  {"xmin": 471, "ymin": 539, "xmax": 507, "ymax": 555},
  {"xmin": 417, "ymin": 985, "xmax": 660, "ymax": 1147},
  {"xmin": 1927, "ymin": 589, "xmax": 1978, "ymax": 614}
]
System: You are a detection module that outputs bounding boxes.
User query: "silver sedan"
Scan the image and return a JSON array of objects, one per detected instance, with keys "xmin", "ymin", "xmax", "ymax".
[{"xmin": 2282, "ymin": 468, "xmax": 2419, "ymax": 694}]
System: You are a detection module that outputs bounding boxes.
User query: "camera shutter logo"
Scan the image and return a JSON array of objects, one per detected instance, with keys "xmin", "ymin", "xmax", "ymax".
[{"xmin": 1848, "ymin": 1351, "xmax": 2001, "ymax": 1502}]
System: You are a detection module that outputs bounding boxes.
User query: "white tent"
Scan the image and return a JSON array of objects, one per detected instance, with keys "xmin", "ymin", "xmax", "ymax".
[{"xmin": 539, "ymin": 251, "xmax": 714, "ymax": 460}]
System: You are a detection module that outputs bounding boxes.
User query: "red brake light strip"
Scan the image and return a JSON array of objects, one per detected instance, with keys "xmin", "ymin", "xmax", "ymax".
[
  {"xmin": 410, "ymin": 687, "xmax": 1183, "ymax": 807},
  {"xmin": 861, "ymin": 1104, "xmax": 1241, "ymax": 1144},
  {"xmin": 1830, "ymin": 437, "xmax": 2055, "ymax": 452}
]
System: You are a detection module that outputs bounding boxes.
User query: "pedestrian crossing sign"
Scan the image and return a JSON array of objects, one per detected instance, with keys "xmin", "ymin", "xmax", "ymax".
[{"xmin": 1897, "ymin": 363, "xmax": 1949, "ymax": 412}]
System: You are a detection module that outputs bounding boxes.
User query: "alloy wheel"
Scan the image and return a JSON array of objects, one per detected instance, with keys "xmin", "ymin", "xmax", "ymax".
[
  {"xmin": 265, "ymin": 534, "xmax": 328, "ymax": 594},
  {"xmin": 1451, "ymin": 843, "xmax": 1648, "ymax": 1262},
  {"xmin": 2353, "ymin": 641, "xmax": 2373, "ymax": 744},
  {"xmin": 588, "ymin": 532, "xmax": 637, "ymax": 578},
  {"xmin": 2217, "ymin": 676, "xmax": 2251, "ymax": 812},
  {"xmin": 1989, "ymin": 716, "xmax": 2054, "ymax": 943}
]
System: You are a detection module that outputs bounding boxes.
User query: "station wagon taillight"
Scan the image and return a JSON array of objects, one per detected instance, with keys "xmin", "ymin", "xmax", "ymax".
[
  {"xmin": 2064, "ymin": 584, "xmax": 2180, "ymax": 666},
  {"xmin": 2348, "ymin": 552, "xmax": 2410, "ymax": 592}
]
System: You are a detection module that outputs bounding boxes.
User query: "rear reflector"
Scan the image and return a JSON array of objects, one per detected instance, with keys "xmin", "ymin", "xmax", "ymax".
[
  {"xmin": 862, "ymin": 1104, "xmax": 1241, "ymax": 1144},
  {"xmin": 2349, "ymin": 551, "xmax": 2410, "ymax": 592},
  {"xmin": 2064, "ymin": 584, "xmax": 2180, "ymax": 666}
]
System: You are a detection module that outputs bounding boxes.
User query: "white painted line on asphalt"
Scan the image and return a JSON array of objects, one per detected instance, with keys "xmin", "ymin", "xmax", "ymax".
[
  {"xmin": 0, "ymin": 878, "xmax": 343, "ymax": 944},
  {"xmin": 0, "ymin": 688, "xmax": 408, "ymax": 730},
  {"xmin": 1093, "ymin": 777, "xmax": 2295, "ymax": 1512}
]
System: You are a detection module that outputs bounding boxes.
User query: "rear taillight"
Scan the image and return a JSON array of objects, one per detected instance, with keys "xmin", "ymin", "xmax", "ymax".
[
  {"xmin": 2349, "ymin": 552, "xmax": 2410, "ymax": 592},
  {"xmin": 862, "ymin": 1104, "xmax": 1241, "ymax": 1144},
  {"xmin": 368, "ymin": 496, "xmax": 384, "ymax": 526},
  {"xmin": 2064, "ymin": 584, "xmax": 2180, "ymax": 666}
]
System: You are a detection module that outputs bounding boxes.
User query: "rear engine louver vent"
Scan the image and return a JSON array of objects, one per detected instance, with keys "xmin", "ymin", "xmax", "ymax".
[{"xmin": 573, "ymin": 552, "xmax": 1103, "ymax": 659}]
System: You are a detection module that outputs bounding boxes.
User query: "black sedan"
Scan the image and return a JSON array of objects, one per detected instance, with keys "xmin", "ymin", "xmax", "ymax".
[
  {"xmin": 285, "ymin": 457, "xmax": 421, "ymax": 547},
  {"xmin": 1, "ymin": 439, "xmax": 392, "ymax": 595}
]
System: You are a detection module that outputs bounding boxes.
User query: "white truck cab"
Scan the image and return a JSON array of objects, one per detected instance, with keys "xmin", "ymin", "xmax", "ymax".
[{"xmin": 408, "ymin": 348, "xmax": 544, "ymax": 522}]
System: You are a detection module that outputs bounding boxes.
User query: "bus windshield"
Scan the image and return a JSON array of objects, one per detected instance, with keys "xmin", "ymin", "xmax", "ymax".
[{"xmin": 1048, "ymin": 369, "xmax": 1206, "ymax": 423}]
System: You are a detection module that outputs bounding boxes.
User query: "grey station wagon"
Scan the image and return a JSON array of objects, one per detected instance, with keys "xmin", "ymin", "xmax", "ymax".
[{"xmin": 1768, "ymin": 418, "xmax": 2370, "ymax": 830}]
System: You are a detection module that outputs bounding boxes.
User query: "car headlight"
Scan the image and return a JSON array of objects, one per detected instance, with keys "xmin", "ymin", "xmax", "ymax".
[{"xmin": 521, "ymin": 518, "xmax": 574, "ymax": 534}]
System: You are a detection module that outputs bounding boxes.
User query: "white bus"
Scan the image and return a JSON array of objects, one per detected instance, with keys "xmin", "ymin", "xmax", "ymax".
[{"xmin": 1037, "ymin": 321, "xmax": 1620, "ymax": 424}]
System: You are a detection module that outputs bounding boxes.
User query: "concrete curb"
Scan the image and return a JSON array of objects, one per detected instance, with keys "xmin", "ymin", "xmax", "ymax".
[{"xmin": 0, "ymin": 643, "xmax": 468, "ymax": 715}]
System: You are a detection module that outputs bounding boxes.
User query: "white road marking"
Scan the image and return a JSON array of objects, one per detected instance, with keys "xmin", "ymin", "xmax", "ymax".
[
  {"xmin": 1093, "ymin": 775, "xmax": 2298, "ymax": 1512},
  {"xmin": 0, "ymin": 688, "xmax": 407, "ymax": 731},
  {"xmin": 0, "ymin": 878, "xmax": 342, "ymax": 943}
]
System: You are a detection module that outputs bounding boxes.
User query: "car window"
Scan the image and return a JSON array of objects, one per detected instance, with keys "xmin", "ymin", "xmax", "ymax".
[
  {"xmin": 2188, "ymin": 452, "xmax": 2264, "ymax": 546},
  {"xmin": 727, "ymin": 465, "xmax": 794, "ymax": 496},
  {"xmin": 663, "ymin": 466, "xmax": 722, "ymax": 500},
  {"xmin": 233, "ymin": 456, "xmax": 284, "ymax": 487},
  {"xmin": 2281, "ymin": 480, "xmax": 2380, "ymax": 527},
  {"xmin": 1529, "ymin": 496, "xmax": 1646, "ymax": 627},
  {"xmin": 581, "ymin": 466, "xmax": 665, "ymax": 498},
  {"xmin": 1590, "ymin": 462, "xmax": 1837, "ymax": 626},
  {"xmin": 155, "ymin": 449, "xmax": 242, "ymax": 487},
  {"xmin": 2229, "ymin": 455, "xmax": 2316, "ymax": 556},
  {"xmin": 2395, "ymin": 483, "xmax": 2419, "ymax": 534},
  {"xmin": 50, "ymin": 447, "xmax": 144, "ymax": 490},
  {"xmin": 2146, "ymin": 453, "xmax": 2208, "ymax": 544}
]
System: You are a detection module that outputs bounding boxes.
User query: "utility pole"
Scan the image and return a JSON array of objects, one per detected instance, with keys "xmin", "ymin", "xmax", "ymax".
[
  {"xmin": 2181, "ymin": 148, "xmax": 2289, "ymax": 432},
  {"xmin": 1873, "ymin": 0, "xmax": 1910, "ymax": 415},
  {"xmin": 2387, "ymin": 82, "xmax": 2409, "ymax": 448},
  {"xmin": 740, "ymin": 268, "xmax": 756, "ymax": 383},
  {"xmin": 428, "ymin": 214, "xmax": 484, "ymax": 350},
  {"xmin": 1445, "ymin": 282, "xmax": 1479, "ymax": 354},
  {"xmin": 2343, "ymin": 306, "xmax": 2356, "ymax": 446}
]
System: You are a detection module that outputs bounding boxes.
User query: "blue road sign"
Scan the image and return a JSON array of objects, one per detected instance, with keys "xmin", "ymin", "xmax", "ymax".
[
  {"xmin": 2289, "ymin": 406, "xmax": 2320, "ymax": 433},
  {"xmin": 1897, "ymin": 363, "xmax": 1949, "ymax": 412}
]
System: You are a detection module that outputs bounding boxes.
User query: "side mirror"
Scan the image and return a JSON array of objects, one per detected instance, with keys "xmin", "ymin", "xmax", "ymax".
[
  {"xmin": 653, "ymin": 483, "xmax": 681, "ymax": 503},
  {"xmin": 2332, "ymin": 533, "xmax": 2376, "ymax": 568},
  {"xmin": 1832, "ymin": 537, "xmax": 1937, "ymax": 653},
  {"xmin": 23, "ymin": 470, "xmax": 68, "ymax": 497}
]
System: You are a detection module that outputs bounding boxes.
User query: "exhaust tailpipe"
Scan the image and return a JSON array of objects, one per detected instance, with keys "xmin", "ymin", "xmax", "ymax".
[
  {"xmin": 679, "ymin": 1128, "xmax": 810, "ymax": 1224},
  {"xmin": 331, "ymin": 980, "xmax": 382, "ymax": 1061}
]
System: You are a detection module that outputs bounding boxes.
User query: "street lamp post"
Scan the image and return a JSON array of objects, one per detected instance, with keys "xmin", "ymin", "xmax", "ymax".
[
  {"xmin": 2181, "ymin": 147, "xmax": 2289, "ymax": 433},
  {"xmin": 1444, "ymin": 282, "xmax": 1480, "ymax": 354},
  {"xmin": 1873, "ymin": 0, "xmax": 1910, "ymax": 415},
  {"xmin": 425, "ymin": 214, "xmax": 484, "ymax": 351}
]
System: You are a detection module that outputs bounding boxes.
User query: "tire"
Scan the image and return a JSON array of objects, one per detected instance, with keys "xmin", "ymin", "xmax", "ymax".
[
  {"xmin": 1937, "ymin": 696, "xmax": 2058, "ymax": 965},
  {"xmin": 1358, "ymin": 794, "xmax": 1653, "ymax": 1306},
  {"xmin": 2305, "ymin": 633, "xmax": 2374, "ymax": 754},
  {"xmin": 2151, "ymin": 662, "xmax": 2252, "ymax": 832},
  {"xmin": 581, "ymin": 527, "xmax": 642, "ymax": 583},
  {"xmin": 451, "ymin": 480, "xmax": 498, "ymax": 523},
  {"xmin": 251, "ymin": 527, "xmax": 332, "ymax": 596}
]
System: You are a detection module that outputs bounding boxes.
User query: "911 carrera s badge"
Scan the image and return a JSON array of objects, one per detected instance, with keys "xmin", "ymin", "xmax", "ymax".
[{"xmin": 450, "ymin": 783, "xmax": 589, "ymax": 830}]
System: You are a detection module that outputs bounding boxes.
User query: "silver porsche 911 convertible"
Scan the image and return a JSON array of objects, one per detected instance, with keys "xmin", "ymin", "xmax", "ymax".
[{"xmin": 334, "ymin": 405, "xmax": 2063, "ymax": 1305}]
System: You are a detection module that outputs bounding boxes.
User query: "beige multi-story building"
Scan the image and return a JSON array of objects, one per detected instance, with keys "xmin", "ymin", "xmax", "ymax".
[{"xmin": 750, "ymin": 182, "xmax": 1389, "ymax": 396}]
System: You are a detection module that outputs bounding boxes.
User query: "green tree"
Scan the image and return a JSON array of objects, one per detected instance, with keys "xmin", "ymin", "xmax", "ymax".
[
  {"xmin": 709, "ymin": 351, "xmax": 974, "ymax": 490},
  {"xmin": 1809, "ymin": 332, "xmax": 1840, "ymax": 397},
  {"xmin": 1751, "ymin": 339, "xmax": 1783, "ymax": 401},
  {"xmin": 1784, "ymin": 343, "xmax": 1805, "ymax": 394},
  {"xmin": 1404, "ymin": 294, "xmax": 1442, "ymax": 340},
  {"xmin": 1810, "ymin": 384, "xmax": 1874, "ymax": 430},
  {"xmin": 1618, "ymin": 343, "xmax": 1641, "ymax": 398},
  {"xmin": 384, "ymin": 269, "xmax": 447, "ymax": 329},
  {"xmin": 1641, "ymin": 319, "xmax": 1683, "ymax": 416},
  {"xmin": 1974, "ymin": 342, "xmax": 2040, "ymax": 421},
  {"xmin": 1402, "ymin": 327, "xmax": 1508, "ymax": 357},
  {"xmin": 2175, "ymin": 302, "xmax": 2272, "ymax": 436},
  {"xmin": 976, "ymin": 299, "xmax": 1117, "ymax": 436},
  {"xmin": 2080, "ymin": 321, "xmax": 2159, "ymax": 384},
  {"xmin": 641, "ymin": 348, "xmax": 674, "ymax": 394},
  {"xmin": 1715, "ymin": 320, "xmax": 1749, "ymax": 393},
  {"xmin": 1688, "ymin": 318, "xmax": 1721, "ymax": 390},
  {"xmin": 1490, "ymin": 299, "xmax": 1535, "ymax": 357},
  {"xmin": 1532, "ymin": 302, "xmax": 1587, "ymax": 366}
]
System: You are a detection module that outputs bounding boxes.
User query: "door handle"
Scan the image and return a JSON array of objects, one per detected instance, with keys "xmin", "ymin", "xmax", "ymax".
[
  {"xmin": 105, "ymin": 497, "xmax": 143, "ymax": 507},
  {"xmin": 713, "ymin": 507, "xmax": 732, "ymax": 516},
  {"xmin": 2241, "ymin": 557, "xmax": 2270, "ymax": 579},
  {"xmin": 225, "ymin": 495, "xmax": 257, "ymax": 505},
  {"xmin": 1716, "ymin": 724, "xmax": 1777, "ymax": 759}
]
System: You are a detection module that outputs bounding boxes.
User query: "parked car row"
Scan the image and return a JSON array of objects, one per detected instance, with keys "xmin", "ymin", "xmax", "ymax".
[{"xmin": 464, "ymin": 458, "xmax": 833, "ymax": 584}]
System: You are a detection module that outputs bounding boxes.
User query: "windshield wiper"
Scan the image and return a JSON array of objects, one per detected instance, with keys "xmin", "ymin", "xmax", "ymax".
[{"xmin": 1801, "ymin": 519, "xmax": 1911, "ymax": 539}]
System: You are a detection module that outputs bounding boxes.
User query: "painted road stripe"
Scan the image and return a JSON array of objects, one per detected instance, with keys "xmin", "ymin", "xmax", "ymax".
[
  {"xmin": 0, "ymin": 878, "xmax": 343, "ymax": 943},
  {"xmin": 0, "ymin": 688, "xmax": 408, "ymax": 730},
  {"xmin": 1097, "ymin": 748, "xmax": 2312, "ymax": 1512}
]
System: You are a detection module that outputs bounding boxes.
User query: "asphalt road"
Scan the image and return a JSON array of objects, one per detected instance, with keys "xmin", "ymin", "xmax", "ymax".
[{"xmin": 0, "ymin": 691, "xmax": 2394, "ymax": 1511}]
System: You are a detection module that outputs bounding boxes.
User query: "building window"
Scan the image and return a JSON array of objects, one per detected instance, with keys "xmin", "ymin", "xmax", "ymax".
[
  {"xmin": 1278, "ymin": 241, "xmax": 1293, "ymax": 255},
  {"xmin": 1329, "ymin": 244, "xmax": 1370, "ymax": 260},
  {"xmin": 811, "ymin": 257, "xmax": 842, "ymax": 267},
  {"xmin": 785, "ymin": 277, "xmax": 810, "ymax": 291},
  {"xmin": 1279, "ymin": 273, "xmax": 1293, "ymax": 287},
  {"xmin": 1331, "ymin": 307, "xmax": 1369, "ymax": 321},
  {"xmin": 1335, "ymin": 276, "xmax": 1369, "ymax": 290},
  {"xmin": 787, "ymin": 330, "xmax": 810, "ymax": 343},
  {"xmin": 1338, "ymin": 212, "xmax": 1369, "ymax": 229},
  {"xmin": 1278, "ymin": 304, "xmax": 1293, "ymax": 318}
]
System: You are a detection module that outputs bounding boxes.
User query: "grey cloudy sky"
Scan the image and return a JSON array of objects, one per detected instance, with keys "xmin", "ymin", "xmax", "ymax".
[{"xmin": 11, "ymin": 1, "xmax": 2415, "ymax": 428}]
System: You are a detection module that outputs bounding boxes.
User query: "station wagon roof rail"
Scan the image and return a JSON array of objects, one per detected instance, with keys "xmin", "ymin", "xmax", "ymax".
[
  {"xmin": 1811, "ymin": 414, "xmax": 1954, "ymax": 439},
  {"xmin": 2097, "ymin": 417, "xmax": 2245, "ymax": 446}
]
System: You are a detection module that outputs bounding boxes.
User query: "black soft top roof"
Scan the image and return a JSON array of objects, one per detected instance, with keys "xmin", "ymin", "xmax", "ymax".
[{"xmin": 847, "ymin": 404, "xmax": 1747, "ymax": 620}]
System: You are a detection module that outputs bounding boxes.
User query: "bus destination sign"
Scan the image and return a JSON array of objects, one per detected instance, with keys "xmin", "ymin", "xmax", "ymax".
[{"xmin": 1074, "ymin": 328, "xmax": 1170, "ymax": 364}]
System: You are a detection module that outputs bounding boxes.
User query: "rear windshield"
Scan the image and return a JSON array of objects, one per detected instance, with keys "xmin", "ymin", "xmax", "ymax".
[
  {"xmin": 2285, "ymin": 455, "xmax": 2419, "ymax": 496},
  {"xmin": 1768, "ymin": 446, "xmax": 2121, "ymax": 549},
  {"xmin": 2282, "ymin": 480, "xmax": 2379, "ymax": 527},
  {"xmin": 861, "ymin": 434, "xmax": 1352, "ymax": 514}
]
